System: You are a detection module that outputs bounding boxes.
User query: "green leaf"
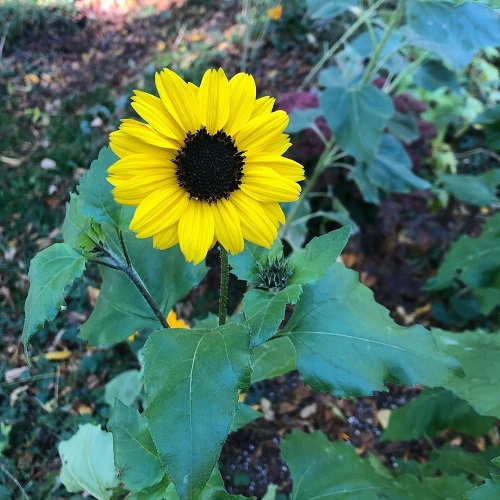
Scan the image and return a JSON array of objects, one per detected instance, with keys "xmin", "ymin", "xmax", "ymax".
[
  {"xmin": 282, "ymin": 430, "xmax": 390, "ymax": 499},
  {"xmin": 77, "ymin": 146, "xmax": 121, "ymax": 226},
  {"xmin": 22, "ymin": 243, "xmax": 86, "ymax": 357},
  {"xmin": 387, "ymin": 111, "xmax": 420, "ymax": 144},
  {"xmin": 243, "ymin": 285, "xmax": 302, "ymax": 347},
  {"xmin": 306, "ymin": 0, "xmax": 358, "ymax": 19},
  {"xmin": 79, "ymin": 233, "xmax": 207, "ymax": 345},
  {"xmin": 437, "ymin": 170, "xmax": 500, "ymax": 206},
  {"xmin": 251, "ymin": 336, "xmax": 296, "ymax": 384},
  {"xmin": 413, "ymin": 60, "xmax": 461, "ymax": 93},
  {"xmin": 104, "ymin": 370, "xmax": 142, "ymax": 407},
  {"xmin": 230, "ymin": 403, "xmax": 262, "ymax": 433},
  {"xmin": 424, "ymin": 213, "xmax": 500, "ymax": 315},
  {"xmin": 433, "ymin": 328, "xmax": 500, "ymax": 418},
  {"xmin": 61, "ymin": 193, "xmax": 94, "ymax": 250},
  {"xmin": 108, "ymin": 399, "xmax": 165, "ymax": 492},
  {"xmin": 58, "ymin": 423, "xmax": 118, "ymax": 500},
  {"xmin": 0, "ymin": 422, "xmax": 11, "ymax": 455},
  {"xmin": 381, "ymin": 388, "xmax": 496, "ymax": 441},
  {"xmin": 406, "ymin": 0, "xmax": 500, "ymax": 71},
  {"xmin": 127, "ymin": 476, "xmax": 171, "ymax": 500},
  {"xmin": 320, "ymin": 84, "xmax": 394, "ymax": 163},
  {"xmin": 286, "ymin": 107, "xmax": 322, "ymax": 134},
  {"xmin": 422, "ymin": 446, "xmax": 500, "ymax": 480},
  {"xmin": 143, "ymin": 324, "xmax": 251, "ymax": 499},
  {"xmin": 285, "ymin": 264, "xmax": 459, "ymax": 397},
  {"xmin": 467, "ymin": 475, "xmax": 500, "ymax": 499},
  {"xmin": 288, "ymin": 226, "xmax": 351, "ymax": 285},
  {"xmin": 351, "ymin": 135, "xmax": 430, "ymax": 201}
]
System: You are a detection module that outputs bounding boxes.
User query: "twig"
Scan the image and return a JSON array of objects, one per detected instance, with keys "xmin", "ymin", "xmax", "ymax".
[
  {"xmin": 455, "ymin": 148, "xmax": 500, "ymax": 164},
  {"xmin": 0, "ymin": 20, "xmax": 11, "ymax": 63},
  {"xmin": 0, "ymin": 465, "xmax": 30, "ymax": 500}
]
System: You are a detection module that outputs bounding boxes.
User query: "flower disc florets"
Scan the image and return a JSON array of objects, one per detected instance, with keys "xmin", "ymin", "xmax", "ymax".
[{"xmin": 173, "ymin": 127, "xmax": 245, "ymax": 203}]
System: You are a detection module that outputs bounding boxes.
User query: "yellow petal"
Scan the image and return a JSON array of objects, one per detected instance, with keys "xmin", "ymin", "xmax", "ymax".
[
  {"xmin": 212, "ymin": 198, "xmax": 244, "ymax": 255},
  {"xmin": 243, "ymin": 152, "xmax": 305, "ymax": 181},
  {"xmin": 167, "ymin": 310, "xmax": 190, "ymax": 328},
  {"xmin": 156, "ymin": 69, "xmax": 201, "ymax": 134},
  {"xmin": 178, "ymin": 200, "xmax": 215, "ymax": 264},
  {"xmin": 111, "ymin": 173, "xmax": 178, "ymax": 205},
  {"xmin": 261, "ymin": 201, "xmax": 286, "ymax": 227},
  {"xmin": 153, "ymin": 222, "xmax": 179, "ymax": 250},
  {"xmin": 241, "ymin": 166, "xmax": 301, "ymax": 202},
  {"xmin": 229, "ymin": 191, "xmax": 277, "ymax": 247},
  {"xmin": 131, "ymin": 90, "xmax": 185, "ymax": 142},
  {"xmin": 130, "ymin": 186, "xmax": 189, "ymax": 237},
  {"xmin": 110, "ymin": 129, "xmax": 170, "ymax": 158},
  {"xmin": 107, "ymin": 153, "xmax": 176, "ymax": 179},
  {"xmin": 198, "ymin": 68, "xmax": 230, "ymax": 134},
  {"xmin": 251, "ymin": 96, "xmax": 275, "ymax": 118},
  {"xmin": 225, "ymin": 73, "xmax": 256, "ymax": 137},
  {"xmin": 236, "ymin": 110, "xmax": 289, "ymax": 152},
  {"xmin": 118, "ymin": 119, "xmax": 180, "ymax": 149}
]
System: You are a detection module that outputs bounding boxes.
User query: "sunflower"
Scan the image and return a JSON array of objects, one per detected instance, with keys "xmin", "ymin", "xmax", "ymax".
[{"xmin": 108, "ymin": 68, "xmax": 304, "ymax": 264}]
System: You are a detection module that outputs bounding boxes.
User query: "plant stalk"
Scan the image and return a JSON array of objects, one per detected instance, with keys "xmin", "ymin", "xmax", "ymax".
[{"xmin": 219, "ymin": 245, "xmax": 229, "ymax": 326}]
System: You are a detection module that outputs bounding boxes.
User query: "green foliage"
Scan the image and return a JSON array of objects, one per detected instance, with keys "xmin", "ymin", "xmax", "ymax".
[
  {"xmin": 108, "ymin": 399, "xmax": 165, "ymax": 492},
  {"xmin": 406, "ymin": 0, "xmax": 500, "ymax": 71},
  {"xmin": 250, "ymin": 336, "xmax": 296, "ymax": 383},
  {"xmin": 281, "ymin": 430, "xmax": 477, "ymax": 499},
  {"xmin": 58, "ymin": 423, "xmax": 118, "ymax": 499},
  {"xmin": 306, "ymin": 0, "xmax": 358, "ymax": 20},
  {"xmin": 381, "ymin": 388, "xmax": 496, "ymax": 441},
  {"xmin": 351, "ymin": 134, "xmax": 431, "ymax": 204},
  {"xmin": 22, "ymin": 243, "xmax": 87, "ymax": 359},
  {"xmin": 104, "ymin": 370, "xmax": 142, "ymax": 407},
  {"xmin": 320, "ymin": 84, "xmax": 394, "ymax": 163},
  {"xmin": 437, "ymin": 170, "xmax": 500, "ymax": 206},
  {"xmin": 79, "ymin": 237, "xmax": 207, "ymax": 345},
  {"xmin": 142, "ymin": 324, "xmax": 251, "ymax": 499},
  {"xmin": 285, "ymin": 263, "xmax": 459, "ymax": 397},
  {"xmin": 433, "ymin": 328, "xmax": 500, "ymax": 418},
  {"xmin": 425, "ymin": 214, "xmax": 500, "ymax": 315},
  {"xmin": 243, "ymin": 285, "xmax": 303, "ymax": 347},
  {"xmin": 77, "ymin": 146, "xmax": 121, "ymax": 227}
]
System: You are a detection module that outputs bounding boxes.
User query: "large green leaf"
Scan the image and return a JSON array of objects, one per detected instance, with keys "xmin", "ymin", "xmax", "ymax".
[
  {"xmin": 108, "ymin": 399, "xmax": 165, "ymax": 492},
  {"xmin": 77, "ymin": 146, "xmax": 121, "ymax": 226},
  {"xmin": 381, "ymin": 387, "xmax": 495, "ymax": 441},
  {"xmin": 58, "ymin": 423, "xmax": 118, "ymax": 500},
  {"xmin": 351, "ymin": 134, "xmax": 430, "ymax": 203},
  {"xmin": 468, "ymin": 475, "xmax": 500, "ymax": 499},
  {"xmin": 288, "ymin": 227, "xmax": 351, "ymax": 285},
  {"xmin": 285, "ymin": 263, "xmax": 459, "ymax": 397},
  {"xmin": 424, "ymin": 213, "xmax": 500, "ymax": 315},
  {"xmin": 79, "ymin": 233, "xmax": 207, "ymax": 345},
  {"xmin": 143, "ymin": 324, "xmax": 251, "ymax": 499},
  {"xmin": 320, "ymin": 84, "xmax": 394, "ymax": 163},
  {"xmin": 250, "ymin": 336, "xmax": 296, "ymax": 384},
  {"xmin": 413, "ymin": 60, "xmax": 461, "ymax": 93},
  {"xmin": 243, "ymin": 285, "xmax": 302, "ymax": 347},
  {"xmin": 437, "ymin": 170, "xmax": 500, "ymax": 206},
  {"xmin": 282, "ymin": 431, "xmax": 475, "ymax": 499},
  {"xmin": 406, "ymin": 0, "xmax": 500, "ymax": 71},
  {"xmin": 22, "ymin": 243, "xmax": 86, "ymax": 356},
  {"xmin": 281, "ymin": 430, "xmax": 390, "ymax": 499},
  {"xmin": 433, "ymin": 328, "xmax": 500, "ymax": 418}
]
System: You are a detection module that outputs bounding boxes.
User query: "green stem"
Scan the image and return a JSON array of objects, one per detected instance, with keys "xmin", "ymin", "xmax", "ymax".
[
  {"xmin": 219, "ymin": 245, "xmax": 229, "ymax": 326},
  {"xmin": 361, "ymin": 0, "xmax": 405, "ymax": 86},
  {"xmin": 97, "ymin": 244, "xmax": 169, "ymax": 330},
  {"xmin": 385, "ymin": 52, "xmax": 429, "ymax": 93},
  {"xmin": 299, "ymin": 0, "xmax": 386, "ymax": 91}
]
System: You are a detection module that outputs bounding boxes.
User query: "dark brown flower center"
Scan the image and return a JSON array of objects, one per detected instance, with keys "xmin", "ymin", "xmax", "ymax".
[{"xmin": 173, "ymin": 127, "xmax": 245, "ymax": 203}]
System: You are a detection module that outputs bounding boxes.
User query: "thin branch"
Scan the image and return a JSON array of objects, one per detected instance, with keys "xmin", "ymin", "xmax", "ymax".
[
  {"xmin": 0, "ymin": 465, "xmax": 29, "ymax": 500},
  {"xmin": 118, "ymin": 230, "xmax": 131, "ymax": 266}
]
